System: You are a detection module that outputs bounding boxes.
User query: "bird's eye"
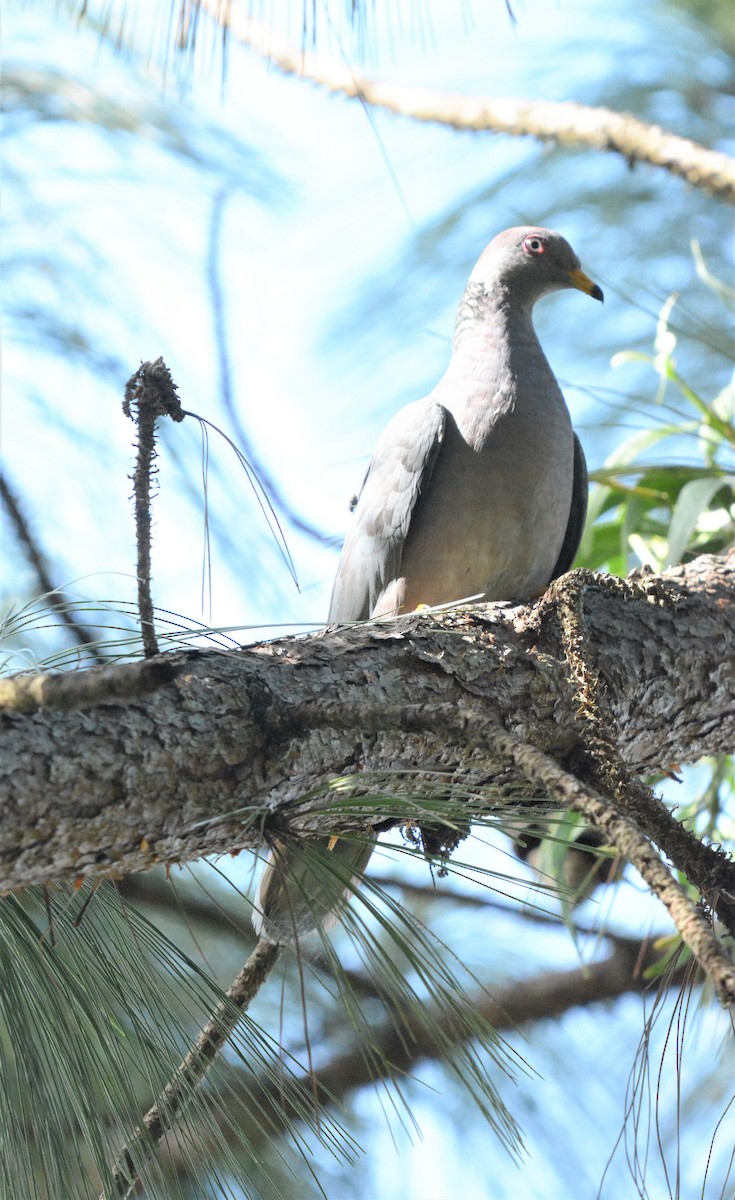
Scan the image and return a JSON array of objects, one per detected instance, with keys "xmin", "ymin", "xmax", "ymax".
[{"xmin": 522, "ymin": 236, "xmax": 545, "ymax": 255}]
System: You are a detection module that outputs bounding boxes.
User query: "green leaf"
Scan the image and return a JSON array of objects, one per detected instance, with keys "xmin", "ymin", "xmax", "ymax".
[{"xmin": 665, "ymin": 476, "xmax": 735, "ymax": 566}]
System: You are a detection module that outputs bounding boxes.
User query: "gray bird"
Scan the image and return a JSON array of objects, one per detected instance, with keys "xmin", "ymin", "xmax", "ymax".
[{"xmin": 253, "ymin": 226, "xmax": 603, "ymax": 943}]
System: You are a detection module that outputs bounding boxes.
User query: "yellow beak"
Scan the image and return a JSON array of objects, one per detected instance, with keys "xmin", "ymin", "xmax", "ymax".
[{"xmin": 568, "ymin": 268, "xmax": 604, "ymax": 302}]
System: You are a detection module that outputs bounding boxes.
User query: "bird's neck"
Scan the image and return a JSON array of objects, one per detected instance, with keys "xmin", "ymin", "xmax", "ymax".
[
  {"xmin": 451, "ymin": 281, "xmax": 538, "ymax": 357},
  {"xmin": 438, "ymin": 282, "xmax": 555, "ymax": 433}
]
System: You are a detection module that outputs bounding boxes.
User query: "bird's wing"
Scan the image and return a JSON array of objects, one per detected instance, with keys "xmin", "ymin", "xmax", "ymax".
[
  {"xmin": 328, "ymin": 399, "xmax": 447, "ymax": 621},
  {"xmin": 550, "ymin": 432, "xmax": 588, "ymax": 581}
]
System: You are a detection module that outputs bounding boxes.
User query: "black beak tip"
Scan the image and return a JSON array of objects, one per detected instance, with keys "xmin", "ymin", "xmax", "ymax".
[{"xmin": 592, "ymin": 284, "xmax": 604, "ymax": 303}]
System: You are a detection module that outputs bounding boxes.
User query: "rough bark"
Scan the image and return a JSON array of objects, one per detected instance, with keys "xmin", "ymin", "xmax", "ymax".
[{"xmin": 1, "ymin": 554, "xmax": 733, "ymax": 893}]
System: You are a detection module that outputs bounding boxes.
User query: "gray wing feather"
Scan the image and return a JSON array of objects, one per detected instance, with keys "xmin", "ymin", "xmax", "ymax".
[
  {"xmin": 550, "ymin": 433, "xmax": 588, "ymax": 581},
  {"xmin": 328, "ymin": 400, "xmax": 447, "ymax": 621}
]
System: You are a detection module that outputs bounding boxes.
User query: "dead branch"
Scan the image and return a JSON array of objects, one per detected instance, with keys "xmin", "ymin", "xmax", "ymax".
[{"xmin": 123, "ymin": 358, "xmax": 185, "ymax": 658}]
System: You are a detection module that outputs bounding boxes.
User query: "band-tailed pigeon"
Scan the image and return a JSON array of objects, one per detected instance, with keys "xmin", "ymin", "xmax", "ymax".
[{"xmin": 253, "ymin": 226, "xmax": 603, "ymax": 943}]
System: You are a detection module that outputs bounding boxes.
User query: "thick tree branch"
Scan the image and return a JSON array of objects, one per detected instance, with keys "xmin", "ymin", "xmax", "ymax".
[
  {"xmin": 209, "ymin": 10, "xmax": 735, "ymax": 203},
  {"xmin": 1, "ymin": 556, "xmax": 733, "ymax": 896}
]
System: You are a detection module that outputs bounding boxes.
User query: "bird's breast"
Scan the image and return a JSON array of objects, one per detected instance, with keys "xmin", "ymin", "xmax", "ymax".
[{"xmin": 397, "ymin": 392, "xmax": 574, "ymax": 608}]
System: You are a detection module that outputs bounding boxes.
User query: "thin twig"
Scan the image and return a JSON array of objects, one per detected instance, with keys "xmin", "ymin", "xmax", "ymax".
[
  {"xmin": 0, "ymin": 469, "xmax": 105, "ymax": 664},
  {"xmin": 102, "ymin": 935, "xmax": 282, "ymax": 1200}
]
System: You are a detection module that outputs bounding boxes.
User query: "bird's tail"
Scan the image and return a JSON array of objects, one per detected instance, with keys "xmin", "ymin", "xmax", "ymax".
[{"xmin": 252, "ymin": 835, "xmax": 376, "ymax": 944}]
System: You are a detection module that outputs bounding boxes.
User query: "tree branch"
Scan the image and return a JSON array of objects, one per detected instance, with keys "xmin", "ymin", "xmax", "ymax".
[
  {"xmin": 209, "ymin": 9, "xmax": 735, "ymax": 203},
  {"xmin": 207, "ymin": 934, "xmax": 694, "ymax": 1146},
  {"xmin": 1, "ymin": 555, "xmax": 733, "ymax": 895}
]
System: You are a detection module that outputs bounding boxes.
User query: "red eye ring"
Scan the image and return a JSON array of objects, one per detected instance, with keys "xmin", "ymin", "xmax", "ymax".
[{"xmin": 522, "ymin": 235, "xmax": 546, "ymax": 255}]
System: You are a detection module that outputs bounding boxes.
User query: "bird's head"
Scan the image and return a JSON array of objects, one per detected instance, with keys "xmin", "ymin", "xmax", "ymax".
[{"xmin": 470, "ymin": 226, "xmax": 604, "ymax": 307}]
